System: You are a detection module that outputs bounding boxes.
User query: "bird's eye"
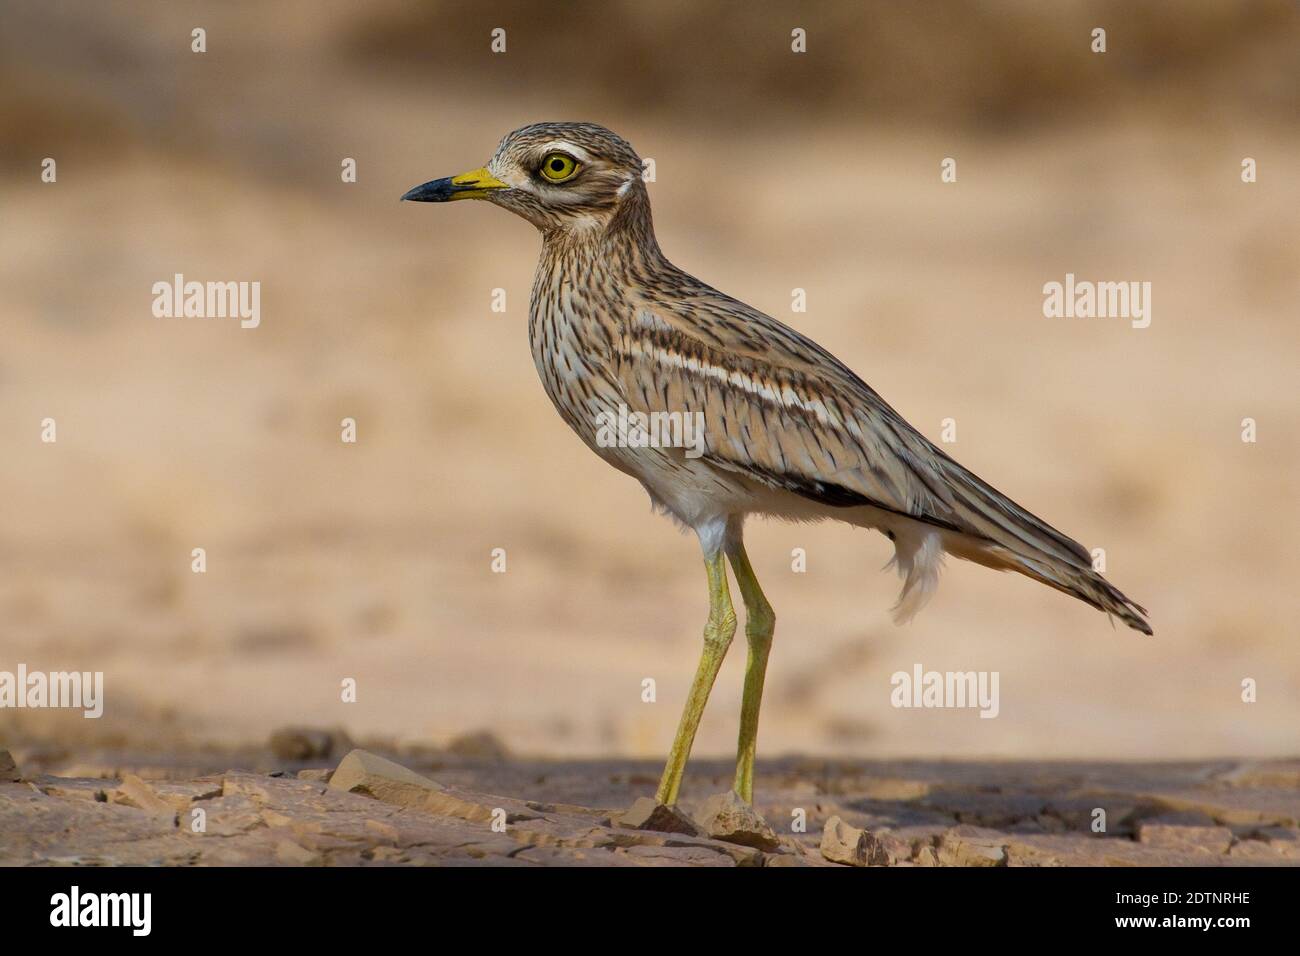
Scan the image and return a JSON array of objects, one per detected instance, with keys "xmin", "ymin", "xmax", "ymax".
[{"xmin": 539, "ymin": 153, "xmax": 579, "ymax": 183}]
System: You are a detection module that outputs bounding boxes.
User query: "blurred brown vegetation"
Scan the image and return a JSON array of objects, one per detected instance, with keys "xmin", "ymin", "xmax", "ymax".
[{"xmin": 4, "ymin": 1, "xmax": 1298, "ymax": 169}]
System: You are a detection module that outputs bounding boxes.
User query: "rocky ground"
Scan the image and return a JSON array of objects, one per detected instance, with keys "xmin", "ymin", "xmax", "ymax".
[{"xmin": 2, "ymin": 736, "xmax": 1298, "ymax": 866}]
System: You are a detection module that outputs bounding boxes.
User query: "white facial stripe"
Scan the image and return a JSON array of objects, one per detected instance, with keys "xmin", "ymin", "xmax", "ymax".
[{"xmin": 539, "ymin": 141, "xmax": 593, "ymax": 164}]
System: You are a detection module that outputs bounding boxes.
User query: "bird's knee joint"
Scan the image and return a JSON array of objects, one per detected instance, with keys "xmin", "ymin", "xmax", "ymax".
[{"xmin": 704, "ymin": 610, "xmax": 737, "ymax": 650}]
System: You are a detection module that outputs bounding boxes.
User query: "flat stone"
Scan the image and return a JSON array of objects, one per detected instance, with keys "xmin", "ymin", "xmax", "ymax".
[
  {"xmin": 1139, "ymin": 809, "xmax": 1219, "ymax": 827},
  {"xmin": 0, "ymin": 751, "xmax": 20, "ymax": 783},
  {"xmin": 1228, "ymin": 838, "xmax": 1300, "ymax": 861},
  {"xmin": 1139, "ymin": 787, "xmax": 1300, "ymax": 827},
  {"xmin": 33, "ymin": 776, "xmax": 109, "ymax": 803},
  {"xmin": 819, "ymin": 815, "xmax": 911, "ymax": 865},
  {"xmin": 1041, "ymin": 792, "xmax": 1141, "ymax": 834},
  {"xmin": 620, "ymin": 844, "xmax": 738, "ymax": 867},
  {"xmin": 113, "ymin": 774, "xmax": 179, "ymax": 822},
  {"xmin": 193, "ymin": 794, "xmax": 265, "ymax": 837},
  {"xmin": 518, "ymin": 818, "xmax": 764, "ymax": 865},
  {"xmin": 693, "ymin": 791, "xmax": 780, "ymax": 850},
  {"xmin": 0, "ymin": 785, "xmax": 184, "ymax": 865},
  {"xmin": 274, "ymin": 839, "xmax": 322, "ymax": 865},
  {"xmin": 1137, "ymin": 822, "xmax": 1233, "ymax": 855},
  {"xmin": 1214, "ymin": 760, "xmax": 1300, "ymax": 789},
  {"xmin": 611, "ymin": 797, "xmax": 700, "ymax": 836},
  {"xmin": 866, "ymin": 830, "xmax": 913, "ymax": 865},
  {"xmin": 415, "ymin": 788, "xmax": 517, "ymax": 824},
  {"xmin": 937, "ymin": 825, "xmax": 1007, "ymax": 867},
  {"xmin": 821, "ymin": 815, "xmax": 869, "ymax": 865},
  {"xmin": 149, "ymin": 779, "xmax": 223, "ymax": 811},
  {"xmin": 329, "ymin": 749, "xmax": 445, "ymax": 807},
  {"xmin": 223, "ymin": 771, "xmax": 324, "ymax": 803},
  {"xmin": 1002, "ymin": 833, "xmax": 1231, "ymax": 867},
  {"xmin": 364, "ymin": 819, "xmax": 400, "ymax": 843},
  {"xmin": 764, "ymin": 846, "xmax": 818, "ymax": 867},
  {"xmin": 514, "ymin": 845, "xmax": 645, "ymax": 867}
]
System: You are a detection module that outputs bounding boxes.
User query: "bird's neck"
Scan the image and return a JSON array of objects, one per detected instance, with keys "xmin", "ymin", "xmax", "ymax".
[
  {"xmin": 537, "ymin": 187, "xmax": 668, "ymax": 282},
  {"xmin": 529, "ymin": 187, "xmax": 676, "ymax": 398}
]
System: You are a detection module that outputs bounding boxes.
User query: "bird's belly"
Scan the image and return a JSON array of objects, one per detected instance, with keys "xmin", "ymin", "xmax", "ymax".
[{"xmin": 532, "ymin": 354, "xmax": 755, "ymax": 525}]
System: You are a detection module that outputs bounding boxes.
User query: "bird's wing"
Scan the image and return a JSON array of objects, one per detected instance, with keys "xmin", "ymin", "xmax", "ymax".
[{"xmin": 613, "ymin": 282, "xmax": 1092, "ymax": 570}]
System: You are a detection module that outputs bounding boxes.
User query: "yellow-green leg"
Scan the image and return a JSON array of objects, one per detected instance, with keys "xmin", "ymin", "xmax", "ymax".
[
  {"xmin": 728, "ymin": 537, "xmax": 775, "ymax": 804},
  {"xmin": 655, "ymin": 551, "xmax": 736, "ymax": 806}
]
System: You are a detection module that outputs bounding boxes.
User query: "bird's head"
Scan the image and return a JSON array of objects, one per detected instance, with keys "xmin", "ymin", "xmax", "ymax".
[{"xmin": 402, "ymin": 122, "xmax": 648, "ymax": 237}]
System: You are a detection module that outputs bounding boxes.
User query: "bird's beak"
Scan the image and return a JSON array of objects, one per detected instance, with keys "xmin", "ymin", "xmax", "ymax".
[{"xmin": 401, "ymin": 167, "xmax": 508, "ymax": 202}]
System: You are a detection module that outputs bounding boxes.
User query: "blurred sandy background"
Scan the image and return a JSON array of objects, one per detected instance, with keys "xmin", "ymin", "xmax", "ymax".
[{"xmin": 1, "ymin": 1, "xmax": 1296, "ymax": 762}]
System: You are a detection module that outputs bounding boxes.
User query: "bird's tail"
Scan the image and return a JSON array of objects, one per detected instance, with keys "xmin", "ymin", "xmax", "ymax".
[
  {"xmin": 875, "ymin": 451, "xmax": 1153, "ymax": 635},
  {"xmin": 932, "ymin": 457, "xmax": 1153, "ymax": 635},
  {"xmin": 949, "ymin": 533, "xmax": 1153, "ymax": 635}
]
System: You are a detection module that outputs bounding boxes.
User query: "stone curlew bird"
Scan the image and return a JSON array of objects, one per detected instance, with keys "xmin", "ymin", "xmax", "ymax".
[{"xmin": 403, "ymin": 122, "xmax": 1151, "ymax": 809}]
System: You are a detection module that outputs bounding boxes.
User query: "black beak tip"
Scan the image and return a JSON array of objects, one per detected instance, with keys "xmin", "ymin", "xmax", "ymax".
[{"xmin": 401, "ymin": 178, "xmax": 451, "ymax": 203}]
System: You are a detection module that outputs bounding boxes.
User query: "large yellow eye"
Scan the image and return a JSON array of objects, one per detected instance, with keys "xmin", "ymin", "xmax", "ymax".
[{"xmin": 539, "ymin": 152, "xmax": 579, "ymax": 182}]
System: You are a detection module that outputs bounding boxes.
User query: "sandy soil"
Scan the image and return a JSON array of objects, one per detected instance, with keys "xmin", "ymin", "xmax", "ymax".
[{"xmin": 4, "ymin": 744, "xmax": 1298, "ymax": 866}]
